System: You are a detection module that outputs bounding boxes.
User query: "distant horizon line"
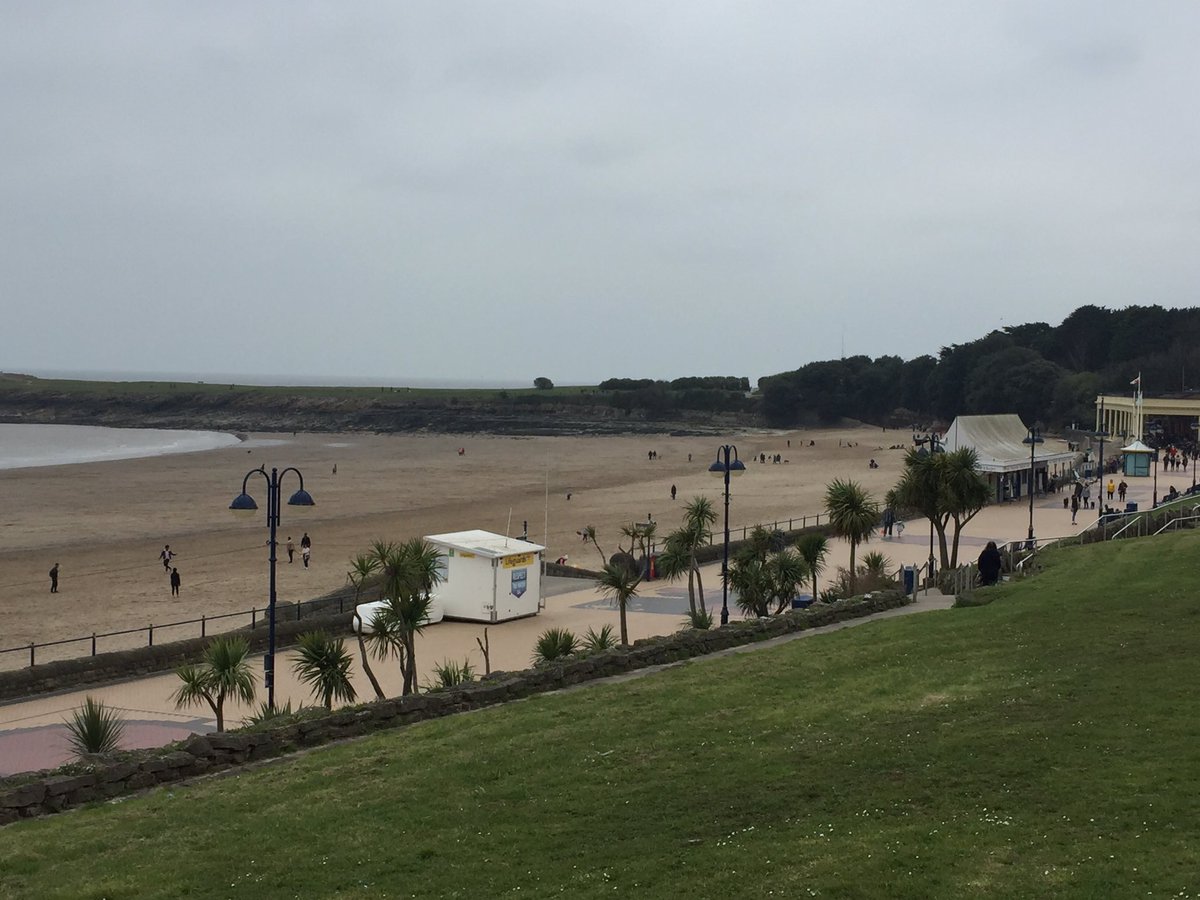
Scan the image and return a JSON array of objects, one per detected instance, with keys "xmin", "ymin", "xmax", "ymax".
[{"xmin": 10, "ymin": 368, "xmax": 592, "ymax": 390}]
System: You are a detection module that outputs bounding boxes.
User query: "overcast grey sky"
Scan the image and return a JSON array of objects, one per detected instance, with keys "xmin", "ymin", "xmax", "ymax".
[{"xmin": 2, "ymin": 2, "xmax": 1198, "ymax": 386}]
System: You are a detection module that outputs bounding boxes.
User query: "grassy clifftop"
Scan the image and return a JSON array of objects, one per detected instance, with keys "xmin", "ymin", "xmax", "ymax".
[{"xmin": 1, "ymin": 533, "xmax": 1197, "ymax": 897}]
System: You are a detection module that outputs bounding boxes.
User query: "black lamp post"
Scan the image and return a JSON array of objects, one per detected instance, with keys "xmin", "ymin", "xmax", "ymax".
[
  {"xmin": 915, "ymin": 434, "xmax": 944, "ymax": 582},
  {"xmin": 1086, "ymin": 425, "xmax": 1111, "ymax": 516},
  {"xmin": 708, "ymin": 445, "xmax": 745, "ymax": 626},
  {"xmin": 1023, "ymin": 426, "xmax": 1044, "ymax": 542},
  {"xmin": 230, "ymin": 466, "xmax": 314, "ymax": 709}
]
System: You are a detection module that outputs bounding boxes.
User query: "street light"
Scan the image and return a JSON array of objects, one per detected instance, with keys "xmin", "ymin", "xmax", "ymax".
[
  {"xmin": 708, "ymin": 445, "xmax": 745, "ymax": 626},
  {"xmin": 915, "ymin": 434, "xmax": 944, "ymax": 584},
  {"xmin": 229, "ymin": 466, "xmax": 314, "ymax": 709},
  {"xmin": 1022, "ymin": 426, "xmax": 1044, "ymax": 542}
]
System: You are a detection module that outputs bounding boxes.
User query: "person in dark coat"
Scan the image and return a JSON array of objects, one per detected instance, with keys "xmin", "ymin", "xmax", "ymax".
[
  {"xmin": 170, "ymin": 567, "xmax": 181, "ymax": 597},
  {"xmin": 977, "ymin": 541, "xmax": 1003, "ymax": 586},
  {"xmin": 49, "ymin": 563, "xmax": 59, "ymax": 594}
]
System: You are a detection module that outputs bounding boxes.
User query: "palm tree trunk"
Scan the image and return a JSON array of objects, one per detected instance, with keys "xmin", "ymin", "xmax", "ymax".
[
  {"xmin": 686, "ymin": 568, "xmax": 697, "ymax": 616},
  {"xmin": 848, "ymin": 541, "xmax": 858, "ymax": 595},
  {"xmin": 618, "ymin": 599, "xmax": 629, "ymax": 646},
  {"xmin": 214, "ymin": 697, "xmax": 225, "ymax": 733},
  {"xmin": 356, "ymin": 631, "xmax": 386, "ymax": 700},
  {"xmin": 693, "ymin": 557, "xmax": 706, "ymax": 613},
  {"xmin": 811, "ymin": 572, "xmax": 819, "ymax": 603}
]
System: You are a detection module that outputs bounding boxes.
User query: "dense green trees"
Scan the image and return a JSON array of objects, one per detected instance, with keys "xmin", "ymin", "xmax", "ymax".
[
  {"xmin": 758, "ymin": 304, "xmax": 1200, "ymax": 428},
  {"xmin": 892, "ymin": 447, "xmax": 991, "ymax": 568}
]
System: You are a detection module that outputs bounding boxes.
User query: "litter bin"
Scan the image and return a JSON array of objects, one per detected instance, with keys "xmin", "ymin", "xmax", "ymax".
[
  {"xmin": 791, "ymin": 594, "xmax": 814, "ymax": 610},
  {"xmin": 902, "ymin": 565, "xmax": 917, "ymax": 594},
  {"xmin": 1125, "ymin": 502, "xmax": 1138, "ymax": 513}
]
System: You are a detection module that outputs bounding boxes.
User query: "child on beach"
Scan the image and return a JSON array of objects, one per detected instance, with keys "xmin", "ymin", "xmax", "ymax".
[{"xmin": 159, "ymin": 545, "xmax": 174, "ymax": 571}]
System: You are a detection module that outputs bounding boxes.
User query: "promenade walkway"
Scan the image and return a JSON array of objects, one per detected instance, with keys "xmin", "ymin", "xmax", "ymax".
[{"xmin": 0, "ymin": 471, "xmax": 1169, "ymax": 776}]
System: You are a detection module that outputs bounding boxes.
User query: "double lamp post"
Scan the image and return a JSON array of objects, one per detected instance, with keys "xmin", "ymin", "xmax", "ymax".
[
  {"xmin": 708, "ymin": 445, "xmax": 745, "ymax": 626},
  {"xmin": 229, "ymin": 466, "xmax": 314, "ymax": 709}
]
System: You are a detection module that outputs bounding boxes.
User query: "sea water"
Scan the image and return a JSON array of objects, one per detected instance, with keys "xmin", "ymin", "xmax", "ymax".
[{"xmin": 0, "ymin": 423, "xmax": 242, "ymax": 470}]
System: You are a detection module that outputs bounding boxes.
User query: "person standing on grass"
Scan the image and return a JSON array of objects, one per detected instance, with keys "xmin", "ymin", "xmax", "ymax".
[
  {"xmin": 49, "ymin": 563, "xmax": 59, "ymax": 594},
  {"xmin": 170, "ymin": 567, "xmax": 181, "ymax": 597}
]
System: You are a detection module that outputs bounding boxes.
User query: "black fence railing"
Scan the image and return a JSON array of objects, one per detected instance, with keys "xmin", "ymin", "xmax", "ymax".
[{"xmin": 0, "ymin": 591, "xmax": 356, "ymax": 670}]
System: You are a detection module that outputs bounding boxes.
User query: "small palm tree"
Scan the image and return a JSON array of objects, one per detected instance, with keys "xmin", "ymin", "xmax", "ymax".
[
  {"xmin": 425, "ymin": 658, "xmax": 476, "ymax": 689},
  {"xmin": 368, "ymin": 537, "xmax": 445, "ymax": 695},
  {"xmin": 683, "ymin": 608, "xmax": 714, "ymax": 630},
  {"xmin": 63, "ymin": 696, "xmax": 125, "ymax": 757},
  {"xmin": 729, "ymin": 556, "xmax": 772, "ymax": 617},
  {"xmin": 766, "ymin": 549, "xmax": 809, "ymax": 614},
  {"xmin": 596, "ymin": 561, "xmax": 642, "ymax": 646},
  {"xmin": 244, "ymin": 700, "xmax": 295, "ymax": 726},
  {"xmin": 172, "ymin": 635, "xmax": 257, "ymax": 732},
  {"xmin": 532, "ymin": 627, "xmax": 579, "ymax": 664},
  {"xmin": 582, "ymin": 623, "xmax": 618, "ymax": 651},
  {"xmin": 796, "ymin": 533, "xmax": 830, "ymax": 605},
  {"xmin": 581, "ymin": 525, "xmax": 607, "ymax": 567},
  {"xmin": 824, "ymin": 479, "xmax": 880, "ymax": 595},
  {"xmin": 347, "ymin": 552, "xmax": 384, "ymax": 699},
  {"xmin": 292, "ymin": 630, "xmax": 357, "ymax": 710}
]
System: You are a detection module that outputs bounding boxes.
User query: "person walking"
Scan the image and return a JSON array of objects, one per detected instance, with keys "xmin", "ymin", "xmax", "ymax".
[
  {"xmin": 49, "ymin": 563, "xmax": 59, "ymax": 594},
  {"xmin": 300, "ymin": 532, "xmax": 311, "ymax": 568},
  {"xmin": 159, "ymin": 544, "xmax": 174, "ymax": 572},
  {"xmin": 670, "ymin": 484, "xmax": 677, "ymax": 501},
  {"xmin": 286, "ymin": 536, "xmax": 295, "ymax": 564},
  {"xmin": 1070, "ymin": 494, "xmax": 1080, "ymax": 525},
  {"xmin": 170, "ymin": 567, "xmax": 181, "ymax": 597},
  {"xmin": 1118, "ymin": 480, "xmax": 1128, "ymax": 502}
]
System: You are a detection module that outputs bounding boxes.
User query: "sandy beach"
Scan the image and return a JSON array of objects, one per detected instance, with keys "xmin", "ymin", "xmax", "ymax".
[{"xmin": 0, "ymin": 425, "xmax": 909, "ymax": 664}]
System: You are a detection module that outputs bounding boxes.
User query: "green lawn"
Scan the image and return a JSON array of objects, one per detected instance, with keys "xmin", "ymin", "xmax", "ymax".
[{"xmin": 2, "ymin": 534, "xmax": 1198, "ymax": 898}]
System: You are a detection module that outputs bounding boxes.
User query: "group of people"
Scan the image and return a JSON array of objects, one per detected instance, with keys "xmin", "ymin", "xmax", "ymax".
[
  {"xmin": 285, "ymin": 533, "xmax": 313, "ymax": 568},
  {"xmin": 160, "ymin": 545, "xmax": 181, "ymax": 596},
  {"xmin": 1104, "ymin": 479, "xmax": 1129, "ymax": 502}
]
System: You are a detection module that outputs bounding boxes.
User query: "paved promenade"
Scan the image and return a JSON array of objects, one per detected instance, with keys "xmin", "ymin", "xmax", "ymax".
[{"xmin": 0, "ymin": 472, "xmax": 1172, "ymax": 776}]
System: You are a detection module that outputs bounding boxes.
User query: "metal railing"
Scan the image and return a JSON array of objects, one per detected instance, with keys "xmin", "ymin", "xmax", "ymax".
[
  {"xmin": 706, "ymin": 513, "xmax": 824, "ymax": 545},
  {"xmin": 0, "ymin": 592, "xmax": 354, "ymax": 670}
]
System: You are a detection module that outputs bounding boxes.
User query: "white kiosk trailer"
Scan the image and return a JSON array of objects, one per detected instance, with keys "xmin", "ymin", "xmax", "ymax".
[{"xmin": 425, "ymin": 530, "xmax": 545, "ymax": 623}]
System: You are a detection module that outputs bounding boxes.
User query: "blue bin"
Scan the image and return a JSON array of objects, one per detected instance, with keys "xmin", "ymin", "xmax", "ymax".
[
  {"xmin": 902, "ymin": 565, "xmax": 917, "ymax": 594},
  {"xmin": 791, "ymin": 595, "xmax": 814, "ymax": 610},
  {"xmin": 1125, "ymin": 502, "xmax": 1138, "ymax": 513}
]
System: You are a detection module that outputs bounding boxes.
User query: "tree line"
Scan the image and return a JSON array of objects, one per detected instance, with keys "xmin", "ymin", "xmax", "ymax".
[{"xmin": 758, "ymin": 304, "xmax": 1200, "ymax": 429}]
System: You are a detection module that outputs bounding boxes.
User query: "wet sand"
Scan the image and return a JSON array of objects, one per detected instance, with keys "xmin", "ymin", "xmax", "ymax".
[{"xmin": 0, "ymin": 426, "xmax": 907, "ymax": 665}]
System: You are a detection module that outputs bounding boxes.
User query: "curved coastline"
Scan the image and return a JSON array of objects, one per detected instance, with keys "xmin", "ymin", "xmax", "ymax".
[{"xmin": 0, "ymin": 423, "xmax": 242, "ymax": 470}]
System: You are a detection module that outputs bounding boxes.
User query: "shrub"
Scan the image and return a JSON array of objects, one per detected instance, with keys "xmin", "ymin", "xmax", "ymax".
[
  {"xmin": 532, "ymin": 628, "xmax": 579, "ymax": 665},
  {"xmin": 427, "ymin": 658, "xmax": 477, "ymax": 689},
  {"xmin": 682, "ymin": 609, "xmax": 714, "ymax": 630},
  {"xmin": 63, "ymin": 696, "xmax": 126, "ymax": 757},
  {"xmin": 582, "ymin": 624, "xmax": 618, "ymax": 651}
]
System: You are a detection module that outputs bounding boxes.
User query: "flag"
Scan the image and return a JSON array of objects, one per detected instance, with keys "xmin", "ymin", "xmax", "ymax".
[{"xmin": 1130, "ymin": 375, "xmax": 1141, "ymax": 387}]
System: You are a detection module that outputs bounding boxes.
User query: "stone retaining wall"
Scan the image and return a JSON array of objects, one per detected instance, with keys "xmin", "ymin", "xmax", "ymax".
[{"xmin": 0, "ymin": 590, "xmax": 909, "ymax": 825}]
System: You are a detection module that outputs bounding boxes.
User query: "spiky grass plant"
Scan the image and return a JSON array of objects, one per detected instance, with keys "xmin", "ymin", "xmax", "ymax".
[
  {"xmin": 63, "ymin": 696, "xmax": 126, "ymax": 757},
  {"xmin": 531, "ymin": 627, "xmax": 579, "ymax": 665}
]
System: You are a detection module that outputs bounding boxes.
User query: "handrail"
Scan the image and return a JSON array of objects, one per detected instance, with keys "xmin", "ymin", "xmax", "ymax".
[{"xmin": 0, "ymin": 592, "xmax": 352, "ymax": 670}]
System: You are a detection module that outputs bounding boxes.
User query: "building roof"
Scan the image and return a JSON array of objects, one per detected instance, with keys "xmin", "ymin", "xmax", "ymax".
[
  {"xmin": 1120, "ymin": 440, "xmax": 1154, "ymax": 453},
  {"xmin": 943, "ymin": 414, "xmax": 1078, "ymax": 474},
  {"xmin": 425, "ymin": 529, "xmax": 545, "ymax": 558}
]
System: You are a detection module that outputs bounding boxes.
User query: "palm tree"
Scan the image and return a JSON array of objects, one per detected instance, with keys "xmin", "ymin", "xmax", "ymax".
[
  {"xmin": 171, "ymin": 635, "xmax": 256, "ymax": 732},
  {"xmin": 596, "ymin": 561, "xmax": 642, "ymax": 646},
  {"xmin": 824, "ymin": 479, "xmax": 879, "ymax": 596},
  {"xmin": 766, "ymin": 549, "xmax": 809, "ymax": 614},
  {"xmin": 664, "ymin": 496, "xmax": 717, "ymax": 615},
  {"xmin": 729, "ymin": 556, "xmax": 771, "ymax": 617},
  {"xmin": 292, "ymin": 630, "xmax": 357, "ymax": 710},
  {"xmin": 347, "ymin": 552, "xmax": 385, "ymax": 700},
  {"xmin": 581, "ymin": 525, "xmax": 607, "ymax": 567},
  {"xmin": 63, "ymin": 696, "xmax": 125, "ymax": 757},
  {"xmin": 368, "ymin": 537, "xmax": 445, "ymax": 695},
  {"xmin": 893, "ymin": 447, "xmax": 991, "ymax": 568},
  {"xmin": 796, "ymin": 532, "xmax": 830, "ymax": 604}
]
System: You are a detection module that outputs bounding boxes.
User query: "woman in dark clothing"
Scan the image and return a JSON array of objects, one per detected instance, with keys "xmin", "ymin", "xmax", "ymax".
[{"xmin": 977, "ymin": 541, "xmax": 1003, "ymax": 586}]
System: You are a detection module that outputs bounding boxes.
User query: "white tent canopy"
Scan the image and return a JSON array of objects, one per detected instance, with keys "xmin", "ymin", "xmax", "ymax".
[{"xmin": 943, "ymin": 414, "xmax": 1077, "ymax": 475}]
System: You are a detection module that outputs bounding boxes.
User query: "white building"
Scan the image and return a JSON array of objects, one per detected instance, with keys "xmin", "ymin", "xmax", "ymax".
[
  {"xmin": 942, "ymin": 414, "xmax": 1078, "ymax": 502},
  {"xmin": 425, "ymin": 530, "xmax": 545, "ymax": 623}
]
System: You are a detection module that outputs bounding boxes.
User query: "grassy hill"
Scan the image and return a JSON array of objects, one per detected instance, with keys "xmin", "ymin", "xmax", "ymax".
[{"xmin": 1, "ymin": 533, "xmax": 1198, "ymax": 898}]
